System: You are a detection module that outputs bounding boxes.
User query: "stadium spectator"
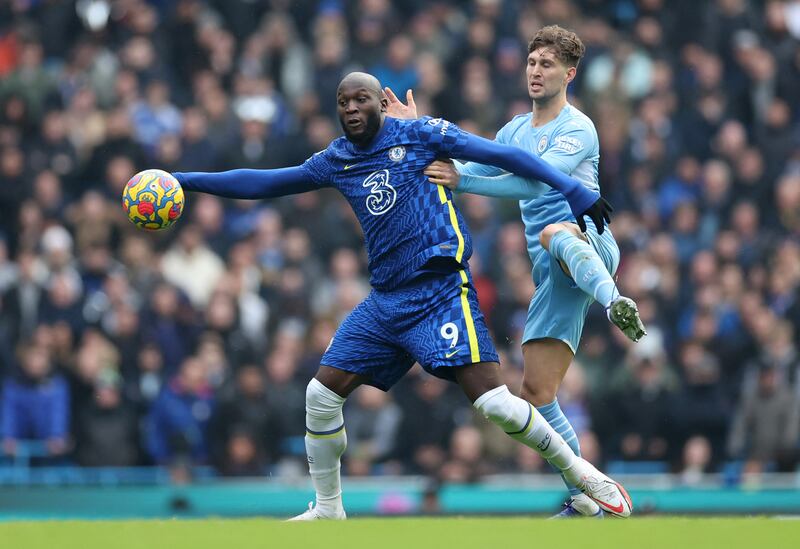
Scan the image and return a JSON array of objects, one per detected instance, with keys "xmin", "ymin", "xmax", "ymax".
[
  {"xmin": 209, "ymin": 364, "xmax": 282, "ymax": 474},
  {"xmin": 393, "ymin": 373, "xmax": 463, "ymax": 475},
  {"xmin": 145, "ymin": 355, "xmax": 215, "ymax": 466},
  {"xmin": 343, "ymin": 385, "xmax": 403, "ymax": 476},
  {"xmin": 727, "ymin": 358, "xmax": 800, "ymax": 471},
  {"xmin": 1, "ymin": 343, "xmax": 70, "ymax": 460},
  {"xmin": 161, "ymin": 224, "xmax": 225, "ymax": 309},
  {"xmin": 73, "ymin": 368, "xmax": 140, "ymax": 467}
]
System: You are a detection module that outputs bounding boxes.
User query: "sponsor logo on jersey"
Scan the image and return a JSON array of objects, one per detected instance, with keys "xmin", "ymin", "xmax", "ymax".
[
  {"xmin": 389, "ymin": 146, "xmax": 406, "ymax": 162},
  {"xmin": 552, "ymin": 135, "xmax": 584, "ymax": 154},
  {"xmin": 537, "ymin": 135, "xmax": 548, "ymax": 153},
  {"xmin": 362, "ymin": 169, "xmax": 397, "ymax": 216},
  {"xmin": 427, "ymin": 117, "xmax": 450, "ymax": 135}
]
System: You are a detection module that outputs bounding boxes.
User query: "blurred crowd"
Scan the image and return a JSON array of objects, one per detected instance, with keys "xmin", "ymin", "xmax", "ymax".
[{"xmin": 1, "ymin": 0, "xmax": 800, "ymax": 484}]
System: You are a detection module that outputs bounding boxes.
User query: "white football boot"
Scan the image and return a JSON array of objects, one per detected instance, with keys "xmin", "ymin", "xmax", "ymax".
[
  {"xmin": 563, "ymin": 457, "xmax": 633, "ymax": 518},
  {"xmin": 287, "ymin": 502, "xmax": 347, "ymax": 521},
  {"xmin": 607, "ymin": 296, "xmax": 647, "ymax": 342},
  {"xmin": 550, "ymin": 493, "xmax": 604, "ymax": 518}
]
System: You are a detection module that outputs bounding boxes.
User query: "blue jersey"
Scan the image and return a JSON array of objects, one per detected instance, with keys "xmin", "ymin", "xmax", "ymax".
[
  {"xmin": 301, "ymin": 116, "xmax": 474, "ymax": 290},
  {"xmin": 174, "ymin": 109, "xmax": 601, "ymax": 380},
  {"xmin": 459, "ymin": 104, "xmax": 602, "ymax": 285}
]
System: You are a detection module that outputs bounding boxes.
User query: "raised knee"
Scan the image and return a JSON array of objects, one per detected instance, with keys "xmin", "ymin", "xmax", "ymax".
[
  {"xmin": 520, "ymin": 379, "xmax": 558, "ymax": 408},
  {"xmin": 540, "ymin": 223, "xmax": 568, "ymax": 250}
]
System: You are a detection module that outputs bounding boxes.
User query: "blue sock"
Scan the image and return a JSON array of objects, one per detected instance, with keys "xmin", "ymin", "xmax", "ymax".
[
  {"xmin": 549, "ymin": 230, "xmax": 618, "ymax": 308},
  {"xmin": 537, "ymin": 398, "xmax": 582, "ymax": 496}
]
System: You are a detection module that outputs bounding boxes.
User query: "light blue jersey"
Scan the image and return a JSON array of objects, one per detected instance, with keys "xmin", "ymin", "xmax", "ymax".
[
  {"xmin": 459, "ymin": 104, "xmax": 601, "ymax": 283},
  {"xmin": 456, "ymin": 104, "xmax": 619, "ymax": 351}
]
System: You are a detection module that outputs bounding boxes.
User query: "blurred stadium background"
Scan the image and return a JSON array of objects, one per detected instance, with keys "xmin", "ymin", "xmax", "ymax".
[{"xmin": 1, "ymin": 0, "xmax": 800, "ymax": 519}]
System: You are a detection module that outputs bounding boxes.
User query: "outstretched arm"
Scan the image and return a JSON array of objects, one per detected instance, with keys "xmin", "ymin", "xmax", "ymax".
[
  {"xmin": 426, "ymin": 160, "xmax": 548, "ymax": 200},
  {"xmin": 173, "ymin": 166, "xmax": 320, "ymax": 199},
  {"xmin": 460, "ymin": 172, "xmax": 548, "ymax": 199},
  {"xmin": 456, "ymin": 133, "xmax": 611, "ymax": 232}
]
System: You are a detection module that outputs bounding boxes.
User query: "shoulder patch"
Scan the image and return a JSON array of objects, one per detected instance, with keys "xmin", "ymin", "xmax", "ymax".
[{"xmin": 552, "ymin": 134, "xmax": 584, "ymax": 154}]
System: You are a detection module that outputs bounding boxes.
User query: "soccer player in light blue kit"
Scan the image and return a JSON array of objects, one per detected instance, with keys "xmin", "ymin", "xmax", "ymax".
[
  {"xmin": 170, "ymin": 72, "xmax": 632, "ymax": 519},
  {"xmin": 392, "ymin": 26, "xmax": 647, "ymax": 517}
]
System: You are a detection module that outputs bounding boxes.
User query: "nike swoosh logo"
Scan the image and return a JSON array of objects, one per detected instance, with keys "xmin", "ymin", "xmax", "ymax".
[
  {"xmin": 590, "ymin": 484, "xmax": 628, "ymax": 515},
  {"xmin": 344, "ymin": 163, "xmax": 358, "ymax": 170},
  {"xmin": 595, "ymin": 498, "xmax": 625, "ymax": 515},
  {"xmin": 445, "ymin": 349, "xmax": 460, "ymax": 358}
]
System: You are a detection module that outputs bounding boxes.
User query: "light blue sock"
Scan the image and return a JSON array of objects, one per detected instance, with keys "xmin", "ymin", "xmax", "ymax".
[
  {"xmin": 549, "ymin": 230, "xmax": 618, "ymax": 308},
  {"xmin": 537, "ymin": 398, "xmax": 582, "ymax": 496}
]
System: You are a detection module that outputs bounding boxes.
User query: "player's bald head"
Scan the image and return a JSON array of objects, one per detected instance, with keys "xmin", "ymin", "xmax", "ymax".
[
  {"xmin": 336, "ymin": 72, "xmax": 387, "ymax": 145},
  {"xmin": 337, "ymin": 72, "xmax": 383, "ymax": 97}
]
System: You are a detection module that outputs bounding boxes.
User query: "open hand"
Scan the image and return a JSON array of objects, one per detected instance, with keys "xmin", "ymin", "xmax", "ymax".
[
  {"xmin": 576, "ymin": 196, "xmax": 613, "ymax": 234},
  {"xmin": 424, "ymin": 159, "xmax": 459, "ymax": 190},
  {"xmin": 384, "ymin": 87, "xmax": 418, "ymax": 119}
]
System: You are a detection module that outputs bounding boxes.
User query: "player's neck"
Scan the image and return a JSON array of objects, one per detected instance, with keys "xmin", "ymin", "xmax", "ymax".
[{"xmin": 531, "ymin": 95, "xmax": 567, "ymax": 127}]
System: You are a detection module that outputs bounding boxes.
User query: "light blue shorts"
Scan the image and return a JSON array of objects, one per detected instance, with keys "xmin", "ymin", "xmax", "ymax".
[{"xmin": 522, "ymin": 225, "xmax": 620, "ymax": 353}]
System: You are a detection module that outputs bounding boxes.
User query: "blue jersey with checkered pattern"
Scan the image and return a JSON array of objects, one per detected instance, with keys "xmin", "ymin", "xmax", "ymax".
[{"xmin": 302, "ymin": 116, "xmax": 472, "ymax": 290}]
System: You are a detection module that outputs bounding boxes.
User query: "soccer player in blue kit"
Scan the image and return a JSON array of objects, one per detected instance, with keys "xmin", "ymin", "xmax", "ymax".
[
  {"xmin": 389, "ymin": 26, "xmax": 646, "ymax": 517},
  {"xmin": 171, "ymin": 72, "xmax": 632, "ymax": 519}
]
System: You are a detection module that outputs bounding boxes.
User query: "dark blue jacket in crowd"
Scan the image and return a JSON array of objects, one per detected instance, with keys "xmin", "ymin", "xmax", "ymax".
[
  {"xmin": 1, "ymin": 374, "xmax": 70, "ymax": 441},
  {"xmin": 145, "ymin": 378, "xmax": 215, "ymax": 465}
]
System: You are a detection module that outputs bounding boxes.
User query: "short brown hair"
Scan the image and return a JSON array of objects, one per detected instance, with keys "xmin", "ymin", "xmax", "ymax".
[{"xmin": 528, "ymin": 25, "xmax": 585, "ymax": 67}]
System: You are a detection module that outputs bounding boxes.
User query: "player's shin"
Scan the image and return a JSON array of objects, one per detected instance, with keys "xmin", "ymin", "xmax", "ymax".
[
  {"xmin": 304, "ymin": 378, "xmax": 347, "ymax": 518},
  {"xmin": 537, "ymin": 398, "xmax": 584, "ymax": 497},
  {"xmin": 549, "ymin": 230, "xmax": 618, "ymax": 308},
  {"xmin": 473, "ymin": 385, "xmax": 577, "ymax": 470}
]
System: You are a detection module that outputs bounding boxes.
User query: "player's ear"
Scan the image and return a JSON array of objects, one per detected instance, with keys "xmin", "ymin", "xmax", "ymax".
[
  {"xmin": 379, "ymin": 95, "xmax": 388, "ymax": 112},
  {"xmin": 565, "ymin": 65, "xmax": 577, "ymax": 85}
]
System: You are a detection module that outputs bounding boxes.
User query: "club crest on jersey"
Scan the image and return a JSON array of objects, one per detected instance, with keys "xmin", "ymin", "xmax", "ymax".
[
  {"xmin": 537, "ymin": 135, "xmax": 548, "ymax": 153},
  {"xmin": 363, "ymin": 169, "xmax": 397, "ymax": 216},
  {"xmin": 389, "ymin": 146, "xmax": 406, "ymax": 162}
]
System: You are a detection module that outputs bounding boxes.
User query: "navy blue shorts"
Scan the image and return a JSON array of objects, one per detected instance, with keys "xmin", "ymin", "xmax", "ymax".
[{"xmin": 321, "ymin": 268, "xmax": 499, "ymax": 390}]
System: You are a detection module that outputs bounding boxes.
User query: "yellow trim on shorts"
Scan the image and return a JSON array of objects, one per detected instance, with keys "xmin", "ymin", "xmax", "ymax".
[
  {"xmin": 459, "ymin": 270, "xmax": 481, "ymax": 363},
  {"xmin": 438, "ymin": 185, "xmax": 465, "ymax": 262}
]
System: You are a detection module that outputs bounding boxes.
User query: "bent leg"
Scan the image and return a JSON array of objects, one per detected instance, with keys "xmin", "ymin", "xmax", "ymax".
[
  {"xmin": 542, "ymin": 222, "xmax": 645, "ymax": 341},
  {"xmin": 455, "ymin": 362, "xmax": 577, "ymax": 470},
  {"xmin": 540, "ymin": 222, "xmax": 619, "ymax": 309},
  {"xmin": 455, "ymin": 362, "xmax": 632, "ymax": 517}
]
